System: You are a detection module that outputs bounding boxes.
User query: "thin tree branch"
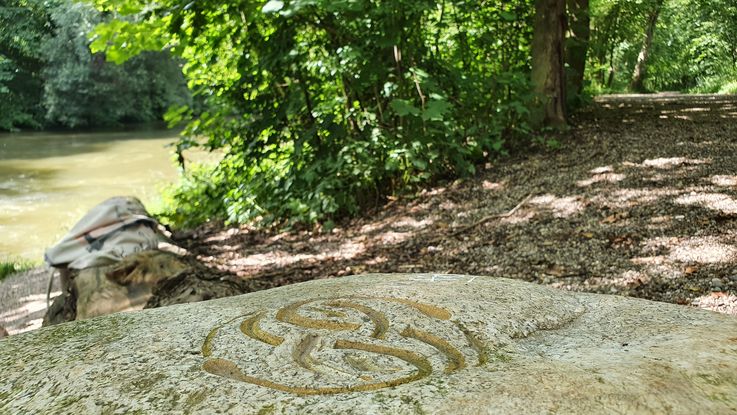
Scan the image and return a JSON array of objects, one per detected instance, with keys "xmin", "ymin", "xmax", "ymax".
[{"xmin": 447, "ymin": 193, "xmax": 533, "ymax": 238}]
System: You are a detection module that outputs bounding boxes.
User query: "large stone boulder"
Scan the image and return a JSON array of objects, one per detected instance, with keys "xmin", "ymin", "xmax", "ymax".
[{"xmin": 1, "ymin": 274, "xmax": 736, "ymax": 414}]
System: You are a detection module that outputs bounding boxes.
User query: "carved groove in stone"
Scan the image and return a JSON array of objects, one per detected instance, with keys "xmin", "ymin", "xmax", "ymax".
[
  {"xmin": 293, "ymin": 334, "xmax": 321, "ymax": 372},
  {"xmin": 202, "ymin": 314, "xmax": 250, "ymax": 357},
  {"xmin": 400, "ymin": 326, "xmax": 466, "ymax": 373},
  {"xmin": 454, "ymin": 321, "xmax": 489, "ymax": 366},
  {"xmin": 276, "ymin": 299, "xmax": 362, "ymax": 331},
  {"xmin": 324, "ymin": 300, "xmax": 390, "ymax": 339},
  {"xmin": 240, "ymin": 312, "xmax": 284, "ymax": 346},
  {"xmin": 201, "ymin": 297, "xmax": 486, "ymax": 395}
]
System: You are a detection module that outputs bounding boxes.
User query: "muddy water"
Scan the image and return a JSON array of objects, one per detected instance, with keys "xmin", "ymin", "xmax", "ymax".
[{"xmin": 0, "ymin": 128, "xmax": 184, "ymax": 261}]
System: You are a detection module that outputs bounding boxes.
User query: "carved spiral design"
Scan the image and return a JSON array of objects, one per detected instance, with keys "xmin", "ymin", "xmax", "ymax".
[{"xmin": 201, "ymin": 297, "xmax": 486, "ymax": 395}]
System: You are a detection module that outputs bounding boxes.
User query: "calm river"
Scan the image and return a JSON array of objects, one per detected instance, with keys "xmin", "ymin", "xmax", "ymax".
[{"xmin": 0, "ymin": 128, "xmax": 184, "ymax": 261}]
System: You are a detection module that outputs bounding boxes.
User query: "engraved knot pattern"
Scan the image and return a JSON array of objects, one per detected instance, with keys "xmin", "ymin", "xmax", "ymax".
[{"xmin": 201, "ymin": 297, "xmax": 487, "ymax": 395}]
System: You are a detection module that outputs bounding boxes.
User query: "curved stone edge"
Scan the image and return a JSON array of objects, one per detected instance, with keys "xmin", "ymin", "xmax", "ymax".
[{"xmin": 1, "ymin": 274, "xmax": 736, "ymax": 415}]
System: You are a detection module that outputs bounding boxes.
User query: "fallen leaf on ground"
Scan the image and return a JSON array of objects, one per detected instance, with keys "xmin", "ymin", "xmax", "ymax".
[
  {"xmin": 545, "ymin": 265, "xmax": 568, "ymax": 277},
  {"xmin": 601, "ymin": 214, "xmax": 618, "ymax": 224}
]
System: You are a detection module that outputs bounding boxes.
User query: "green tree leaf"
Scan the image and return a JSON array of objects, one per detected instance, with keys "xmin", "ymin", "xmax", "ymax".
[
  {"xmin": 422, "ymin": 100, "xmax": 452, "ymax": 121},
  {"xmin": 389, "ymin": 99, "xmax": 421, "ymax": 117}
]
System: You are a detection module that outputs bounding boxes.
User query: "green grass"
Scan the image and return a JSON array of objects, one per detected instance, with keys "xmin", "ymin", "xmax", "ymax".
[
  {"xmin": 0, "ymin": 258, "xmax": 38, "ymax": 281},
  {"xmin": 718, "ymin": 80, "xmax": 737, "ymax": 95}
]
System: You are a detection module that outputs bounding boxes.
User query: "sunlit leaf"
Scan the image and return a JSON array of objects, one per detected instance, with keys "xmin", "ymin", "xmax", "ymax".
[{"xmin": 262, "ymin": 1, "xmax": 284, "ymax": 13}]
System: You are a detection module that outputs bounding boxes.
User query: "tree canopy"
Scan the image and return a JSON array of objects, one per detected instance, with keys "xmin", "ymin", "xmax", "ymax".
[
  {"xmin": 0, "ymin": 0, "xmax": 53, "ymax": 130},
  {"xmin": 3, "ymin": 0, "xmax": 735, "ymax": 226},
  {"xmin": 0, "ymin": 0, "xmax": 190, "ymax": 130},
  {"xmin": 91, "ymin": 0, "xmax": 541, "ymax": 225},
  {"xmin": 587, "ymin": 0, "xmax": 737, "ymax": 93}
]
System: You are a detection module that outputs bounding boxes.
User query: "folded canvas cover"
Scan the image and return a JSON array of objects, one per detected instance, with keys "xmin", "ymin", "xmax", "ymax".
[{"xmin": 44, "ymin": 197, "xmax": 165, "ymax": 269}]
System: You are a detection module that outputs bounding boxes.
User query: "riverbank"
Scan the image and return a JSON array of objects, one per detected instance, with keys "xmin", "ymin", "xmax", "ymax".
[
  {"xmin": 0, "ymin": 128, "xmax": 181, "ymax": 260},
  {"xmin": 0, "ymin": 259, "xmax": 37, "ymax": 281},
  {"xmin": 4, "ymin": 93, "xmax": 737, "ymax": 336}
]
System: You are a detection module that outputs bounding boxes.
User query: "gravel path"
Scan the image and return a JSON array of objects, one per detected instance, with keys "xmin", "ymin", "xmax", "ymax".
[{"xmin": 182, "ymin": 93, "xmax": 737, "ymax": 316}]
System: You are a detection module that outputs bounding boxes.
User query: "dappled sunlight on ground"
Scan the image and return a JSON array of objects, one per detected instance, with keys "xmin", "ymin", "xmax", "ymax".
[
  {"xmin": 191, "ymin": 208, "xmax": 439, "ymax": 279},
  {"xmin": 360, "ymin": 215, "xmax": 435, "ymax": 233},
  {"xmin": 0, "ymin": 293, "xmax": 52, "ymax": 320},
  {"xmin": 640, "ymin": 236, "xmax": 737, "ymax": 264},
  {"xmin": 597, "ymin": 93, "xmax": 737, "ymax": 120},
  {"xmin": 709, "ymin": 175, "xmax": 737, "ymax": 187},
  {"xmin": 564, "ymin": 270, "xmax": 652, "ymax": 291},
  {"xmin": 691, "ymin": 292, "xmax": 737, "ymax": 314},
  {"xmin": 601, "ymin": 240, "xmax": 737, "ymax": 300},
  {"xmin": 576, "ymin": 172, "xmax": 626, "ymax": 187},
  {"xmin": 596, "ymin": 188, "xmax": 681, "ymax": 208},
  {"xmin": 528, "ymin": 194, "xmax": 586, "ymax": 218},
  {"xmin": 590, "ymin": 165, "xmax": 614, "ymax": 174},
  {"xmin": 0, "ymin": 291, "xmax": 60, "ymax": 335},
  {"xmin": 224, "ymin": 240, "xmax": 368, "ymax": 276},
  {"xmin": 481, "ymin": 180, "xmax": 506, "ymax": 190},
  {"xmin": 639, "ymin": 157, "xmax": 710, "ymax": 169},
  {"xmin": 630, "ymin": 256, "xmax": 685, "ymax": 279},
  {"xmin": 674, "ymin": 192, "xmax": 737, "ymax": 214},
  {"xmin": 499, "ymin": 210, "xmax": 536, "ymax": 225},
  {"xmin": 376, "ymin": 231, "xmax": 412, "ymax": 244},
  {"xmin": 438, "ymin": 200, "xmax": 458, "ymax": 211},
  {"xmin": 668, "ymin": 237, "xmax": 737, "ymax": 264},
  {"xmin": 173, "ymin": 94, "xmax": 737, "ymax": 318},
  {"xmin": 646, "ymin": 215, "xmax": 681, "ymax": 230}
]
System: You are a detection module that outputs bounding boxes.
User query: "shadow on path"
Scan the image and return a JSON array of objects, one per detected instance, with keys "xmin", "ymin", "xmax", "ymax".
[{"xmin": 179, "ymin": 93, "xmax": 737, "ymax": 315}]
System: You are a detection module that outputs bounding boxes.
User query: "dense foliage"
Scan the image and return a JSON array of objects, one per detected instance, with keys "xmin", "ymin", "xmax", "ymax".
[
  {"xmin": 0, "ymin": 0, "xmax": 52, "ymax": 130},
  {"xmin": 0, "ymin": 0, "xmax": 189, "ymax": 130},
  {"xmin": 6, "ymin": 0, "xmax": 733, "ymax": 227},
  {"xmin": 587, "ymin": 0, "xmax": 737, "ymax": 93},
  {"xmin": 43, "ymin": 2, "xmax": 191, "ymax": 127},
  {"xmin": 92, "ymin": 0, "xmax": 538, "ymax": 226}
]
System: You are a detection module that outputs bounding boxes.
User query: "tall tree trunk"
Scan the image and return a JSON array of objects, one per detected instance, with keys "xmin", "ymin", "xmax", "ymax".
[
  {"xmin": 531, "ymin": 0, "xmax": 567, "ymax": 127},
  {"xmin": 630, "ymin": 0, "xmax": 664, "ymax": 92},
  {"xmin": 566, "ymin": 0, "xmax": 590, "ymax": 103}
]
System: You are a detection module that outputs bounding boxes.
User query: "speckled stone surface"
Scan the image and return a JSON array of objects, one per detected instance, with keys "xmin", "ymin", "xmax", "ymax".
[{"xmin": 1, "ymin": 273, "xmax": 736, "ymax": 414}]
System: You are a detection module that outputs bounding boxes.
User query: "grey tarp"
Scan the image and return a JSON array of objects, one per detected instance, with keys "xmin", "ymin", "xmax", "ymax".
[{"xmin": 44, "ymin": 196, "xmax": 165, "ymax": 269}]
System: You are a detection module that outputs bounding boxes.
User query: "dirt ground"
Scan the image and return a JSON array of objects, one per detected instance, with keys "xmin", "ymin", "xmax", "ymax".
[
  {"xmin": 178, "ymin": 93, "xmax": 737, "ymax": 315},
  {"xmin": 0, "ymin": 268, "xmax": 60, "ymax": 335}
]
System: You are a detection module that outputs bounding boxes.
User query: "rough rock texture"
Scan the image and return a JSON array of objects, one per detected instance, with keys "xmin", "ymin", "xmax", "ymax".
[{"xmin": 1, "ymin": 274, "xmax": 736, "ymax": 414}]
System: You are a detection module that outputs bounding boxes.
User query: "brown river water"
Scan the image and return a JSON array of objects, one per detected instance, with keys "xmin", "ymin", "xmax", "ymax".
[{"xmin": 0, "ymin": 128, "xmax": 184, "ymax": 262}]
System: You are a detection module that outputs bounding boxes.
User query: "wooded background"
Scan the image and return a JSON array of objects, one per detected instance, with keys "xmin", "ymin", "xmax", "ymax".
[{"xmin": 2, "ymin": 0, "xmax": 735, "ymax": 226}]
